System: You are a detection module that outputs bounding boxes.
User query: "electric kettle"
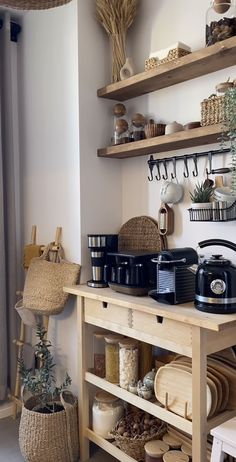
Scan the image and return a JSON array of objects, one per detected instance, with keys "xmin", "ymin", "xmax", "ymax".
[{"xmin": 194, "ymin": 239, "xmax": 236, "ymax": 314}]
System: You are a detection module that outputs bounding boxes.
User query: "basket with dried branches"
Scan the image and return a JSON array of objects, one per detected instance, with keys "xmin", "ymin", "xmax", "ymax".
[{"xmin": 96, "ymin": 0, "xmax": 138, "ymax": 83}]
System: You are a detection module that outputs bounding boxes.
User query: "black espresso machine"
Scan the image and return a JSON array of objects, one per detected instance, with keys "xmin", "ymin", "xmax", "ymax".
[{"xmin": 149, "ymin": 247, "xmax": 198, "ymax": 305}]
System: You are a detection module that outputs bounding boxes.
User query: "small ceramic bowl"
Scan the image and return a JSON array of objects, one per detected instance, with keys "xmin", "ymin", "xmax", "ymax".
[{"xmin": 165, "ymin": 121, "xmax": 184, "ymax": 135}]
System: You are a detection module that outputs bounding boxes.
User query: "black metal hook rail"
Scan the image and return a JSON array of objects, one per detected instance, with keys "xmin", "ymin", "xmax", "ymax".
[{"xmin": 147, "ymin": 148, "xmax": 231, "ymax": 181}]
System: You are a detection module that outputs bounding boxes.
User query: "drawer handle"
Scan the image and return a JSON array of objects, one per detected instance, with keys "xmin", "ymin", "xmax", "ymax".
[
  {"xmin": 156, "ymin": 315, "xmax": 163, "ymax": 324},
  {"xmin": 102, "ymin": 302, "xmax": 108, "ymax": 309}
]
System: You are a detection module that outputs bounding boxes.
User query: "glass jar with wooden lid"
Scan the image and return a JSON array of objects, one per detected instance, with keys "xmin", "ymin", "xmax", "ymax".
[
  {"xmin": 144, "ymin": 440, "xmax": 169, "ymax": 462},
  {"xmin": 105, "ymin": 334, "xmax": 124, "ymax": 384},
  {"xmin": 92, "ymin": 391, "xmax": 124, "ymax": 439},
  {"xmin": 206, "ymin": 0, "xmax": 236, "ymax": 46},
  {"xmin": 163, "ymin": 450, "xmax": 189, "ymax": 462},
  {"xmin": 162, "ymin": 433, "xmax": 182, "ymax": 450},
  {"xmin": 119, "ymin": 338, "xmax": 139, "ymax": 389}
]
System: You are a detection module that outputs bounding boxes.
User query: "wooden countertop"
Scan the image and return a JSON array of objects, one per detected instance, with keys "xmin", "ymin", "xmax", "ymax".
[{"xmin": 64, "ymin": 285, "xmax": 236, "ymax": 332}]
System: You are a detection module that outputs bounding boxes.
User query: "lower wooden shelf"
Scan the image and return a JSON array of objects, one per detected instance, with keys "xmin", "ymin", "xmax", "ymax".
[
  {"xmin": 86, "ymin": 372, "xmax": 236, "ymax": 437},
  {"xmin": 86, "ymin": 428, "xmax": 137, "ymax": 462}
]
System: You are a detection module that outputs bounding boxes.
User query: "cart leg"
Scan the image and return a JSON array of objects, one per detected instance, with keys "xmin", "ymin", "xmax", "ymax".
[{"xmin": 192, "ymin": 327, "xmax": 207, "ymax": 462}]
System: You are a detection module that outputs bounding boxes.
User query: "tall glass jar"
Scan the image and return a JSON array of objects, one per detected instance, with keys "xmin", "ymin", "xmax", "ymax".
[
  {"xmin": 119, "ymin": 338, "xmax": 139, "ymax": 389},
  {"xmin": 206, "ymin": 0, "xmax": 236, "ymax": 46},
  {"xmin": 92, "ymin": 391, "xmax": 124, "ymax": 439},
  {"xmin": 105, "ymin": 334, "xmax": 124, "ymax": 384}
]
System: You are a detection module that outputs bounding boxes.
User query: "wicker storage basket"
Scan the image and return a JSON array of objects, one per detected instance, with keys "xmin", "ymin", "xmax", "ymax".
[
  {"xmin": 145, "ymin": 47, "xmax": 190, "ymax": 71},
  {"xmin": 19, "ymin": 393, "xmax": 79, "ymax": 462},
  {"xmin": 111, "ymin": 412, "xmax": 167, "ymax": 461},
  {"xmin": 201, "ymin": 94, "xmax": 226, "ymax": 126},
  {"xmin": 144, "ymin": 122, "xmax": 166, "ymax": 138}
]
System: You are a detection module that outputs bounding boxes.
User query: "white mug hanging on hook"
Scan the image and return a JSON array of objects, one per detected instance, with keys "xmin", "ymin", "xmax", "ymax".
[{"xmin": 160, "ymin": 181, "xmax": 183, "ymax": 204}]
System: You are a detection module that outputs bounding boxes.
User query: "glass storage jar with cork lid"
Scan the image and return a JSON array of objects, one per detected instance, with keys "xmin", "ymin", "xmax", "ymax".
[
  {"xmin": 92, "ymin": 391, "xmax": 124, "ymax": 439},
  {"xmin": 119, "ymin": 338, "xmax": 139, "ymax": 389},
  {"xmin": 105, "ymin": 334, "xmax": 124, "ymax": 384},
  {"xmin": 206, "ymin": 0, "xmax": 236, "ymax": 46},
  {"xmin": 163, "ymin": 451, "xmax": 189, "ymax": 462},
  {"xmin": 144, "ymin": 440, "xmax": 170, "ymax": 462}
]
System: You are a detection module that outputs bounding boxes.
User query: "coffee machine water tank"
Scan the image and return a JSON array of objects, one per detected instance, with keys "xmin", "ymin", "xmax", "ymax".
[{"xmin": 87, "ymin": 234, "xmax": 118, "ymax": 288}]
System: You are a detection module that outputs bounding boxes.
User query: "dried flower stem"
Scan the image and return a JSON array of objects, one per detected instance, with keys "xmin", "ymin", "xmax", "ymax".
[{"xmin": 96, "ymin": 0, "xmax": 137, "ymax": 82}]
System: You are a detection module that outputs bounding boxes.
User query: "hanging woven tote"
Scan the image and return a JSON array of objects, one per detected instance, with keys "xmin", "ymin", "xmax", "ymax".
[
  {"xmin": 19, "ymin": 391, "xmax": 79, "ymax": 462},
  {"xmin": 22, "ymin": 243, "xmax": 80, "ymax": 315}
]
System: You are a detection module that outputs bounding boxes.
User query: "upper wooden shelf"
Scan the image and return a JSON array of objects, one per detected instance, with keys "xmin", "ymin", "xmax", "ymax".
[
  {"xmin": 97, "ymin": 124, "xmax": 224, "ymax": 159},
  {"xmin": 97, "ymin": 37, "xmax": 236, "ymax": 101}
]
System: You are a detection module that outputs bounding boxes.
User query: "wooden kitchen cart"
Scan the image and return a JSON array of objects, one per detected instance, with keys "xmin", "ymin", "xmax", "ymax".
[{"xmin": 64, "ymin": 285, "xmax": 236, "ymax": 462}]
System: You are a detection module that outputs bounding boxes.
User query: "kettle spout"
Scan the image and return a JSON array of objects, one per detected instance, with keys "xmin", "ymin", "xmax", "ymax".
[{"xmin": 188, "ymin": 264, "xmax": 198, "ymax": 275}]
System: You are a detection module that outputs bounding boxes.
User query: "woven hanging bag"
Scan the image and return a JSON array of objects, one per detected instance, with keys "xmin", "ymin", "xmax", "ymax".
[
  {"xmin": 19, "ymin": 392, "xmax": 79, "ymax": 462},
  {"xmin": 0, "ymin": 0, "xmax": 72, "ymax": 10},
  {"xmin": 22, "ymin": 243, "xmax": 80, "ymax": 315}
]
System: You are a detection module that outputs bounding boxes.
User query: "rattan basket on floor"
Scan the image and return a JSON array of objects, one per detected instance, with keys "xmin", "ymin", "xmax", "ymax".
[
  {"xmin": 201, "ymin": 94, "xmax": 226, "ymax": 126},
  {"xmin": 19, "ymin": 393, "xmax": 79, "ymax": 462}
]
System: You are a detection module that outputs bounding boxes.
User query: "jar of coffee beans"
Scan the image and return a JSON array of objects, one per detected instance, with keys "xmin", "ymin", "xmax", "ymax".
[{"xmin": 206, "ymin": 0, "xmax": 236, "ymax": 46}]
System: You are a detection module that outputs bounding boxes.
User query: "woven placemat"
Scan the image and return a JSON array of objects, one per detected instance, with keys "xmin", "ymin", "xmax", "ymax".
[{"xmin": 118, "ymin": 216, "xmax": 167, "ymax": 251}]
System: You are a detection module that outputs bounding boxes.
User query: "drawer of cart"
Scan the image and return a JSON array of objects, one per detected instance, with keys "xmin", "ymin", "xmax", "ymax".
[
  {"xmin": 132, "ymin": 310, "xmax": 192, "ymax": 348},
  {"xmin": 84, "ymin": 298, "xmax": 132, "ymax": 328}
]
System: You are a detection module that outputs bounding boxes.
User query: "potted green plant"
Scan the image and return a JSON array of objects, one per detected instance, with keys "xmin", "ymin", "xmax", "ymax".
[
  {"xmin": 190, "ymin": 181, "xmax": 213, "ymax": 210},
  {"xmin": 18, "ymin": 325, "xmax": 79, "ymax": 462}
]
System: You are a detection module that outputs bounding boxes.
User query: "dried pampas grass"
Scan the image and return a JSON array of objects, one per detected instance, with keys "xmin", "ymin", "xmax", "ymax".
[{"xmin": 96, "ymin": 0, "xmax": 138, "ymax": 83}]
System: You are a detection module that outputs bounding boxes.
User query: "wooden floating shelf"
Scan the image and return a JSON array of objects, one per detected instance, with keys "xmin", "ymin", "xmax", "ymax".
[
  {"xmin": 97, "ymin": 37, "xmax": 236, "ymax": 101},
  {"xmin": 98, "ymin": 124, "xmax": 224, "ymax": 159}
]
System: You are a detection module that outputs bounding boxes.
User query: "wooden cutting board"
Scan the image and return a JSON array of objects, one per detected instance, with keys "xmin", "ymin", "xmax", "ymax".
[
  {"xmin": 154, "ymin": 365, "xmax": 212, "ymax": 419},
  {"xmin": 207, "ymin": 358, "xmax": 236, "ymax": 408},
  {"xmin": 169, "ymin": 362, "xmax": 219, "ymax": 418},
  {"xmin": 175, "ymin": 350, "xmax": 229, "ymax": 413}
]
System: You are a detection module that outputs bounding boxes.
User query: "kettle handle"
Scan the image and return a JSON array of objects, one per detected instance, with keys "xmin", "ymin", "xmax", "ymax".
[{"xmin": 198, "ymin": 239, "xmax": 236, "ymax": 252}]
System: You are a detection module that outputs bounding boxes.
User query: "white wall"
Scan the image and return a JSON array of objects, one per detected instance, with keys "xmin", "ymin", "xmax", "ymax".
[
  {"xmin": 19, "ymin": 1, "xmax": 80, "ymax": 392},
  {"xmin": 19, "ymin": 0, "xmax": 122, "ymax": 392},
  {"xmin": 122, "ymin": 0, "xmax": 236, "ymax": 262}
]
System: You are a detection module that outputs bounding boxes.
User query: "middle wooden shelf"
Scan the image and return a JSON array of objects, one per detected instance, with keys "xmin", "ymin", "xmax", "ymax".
[
  {"xmin": 85, "ymin": 371, "xmax": 236, "ymax": 435},
  {"xmin": 97, "ymin": 124, "xmax": 224, "ymax": 159}
]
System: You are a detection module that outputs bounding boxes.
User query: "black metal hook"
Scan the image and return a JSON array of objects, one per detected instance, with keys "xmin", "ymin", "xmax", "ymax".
[
  {"xmin": 206, "ymin": 151, "xmax": 212, "ymax": 176},
  {"xmin": 183, "ymin": 156, "xmax": 189, "ymax": 178},
  {"xmin": 171, "ymin": 157, "xmax": 177, "ymax": 180},
  {"xmin": 162, "ymin": 160, "xmax": 168, "ymax": 180},
  {"xmin": 148, "ymin": 155, "xmax": 154, "ymax": 181},
  {"xmin": 155, "ymin": 162, "xmax": 161, "ymax": 181},
  {"xmin": 192, "ymin": 154, "xmax": 198, "ymax": 177}
]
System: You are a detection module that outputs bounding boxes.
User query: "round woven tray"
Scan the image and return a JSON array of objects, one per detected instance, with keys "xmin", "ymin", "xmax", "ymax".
[
  {"xmin": 118, "ymin": 216, "xmax": 166, "ymax": 252},
  {"xmin": 0, "ymin": 0, "xmax": 72, "ymax": 9}
]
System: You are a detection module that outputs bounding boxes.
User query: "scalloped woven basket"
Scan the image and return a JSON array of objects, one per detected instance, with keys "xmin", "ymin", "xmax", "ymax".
[
  {"xmin": 0, "ymin": 0, "xmax": 72, "ymax": 9},
  {"xmin": 111, "ymin": 413, "xmax": 167, "ymax": 461},
  {"xmin": 118, "ymin": 216, "xmax": 166, "ymax": 252}
]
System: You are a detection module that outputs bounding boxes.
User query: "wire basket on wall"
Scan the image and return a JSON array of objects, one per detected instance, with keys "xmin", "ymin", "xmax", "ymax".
[{"xmin": 188, "ymin": 201, "xmax": 236, "ymax": 222}]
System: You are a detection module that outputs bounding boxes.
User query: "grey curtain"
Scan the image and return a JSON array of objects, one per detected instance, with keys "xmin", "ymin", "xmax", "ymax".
[{"xmin": 0, "ymin": 14, "xmax": 23, "ymax": 401}]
